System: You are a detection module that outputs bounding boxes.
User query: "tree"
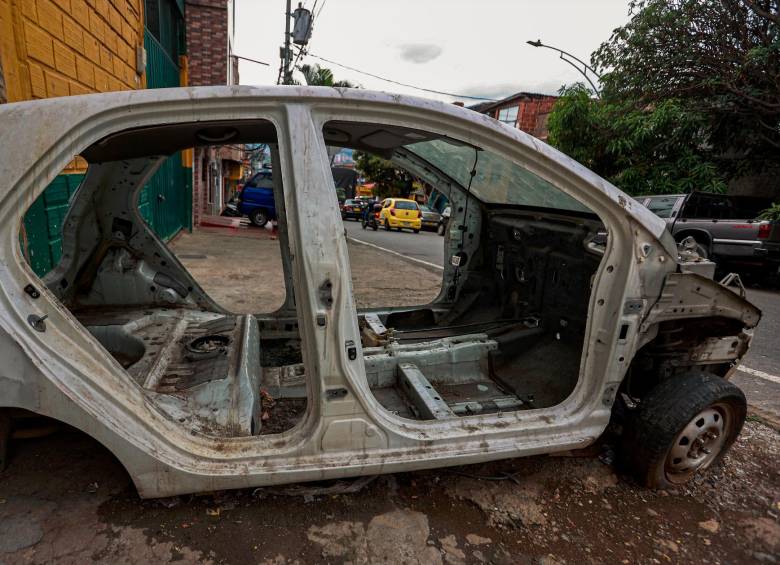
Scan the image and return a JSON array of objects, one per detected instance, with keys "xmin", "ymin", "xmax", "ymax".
[
  {"xmin": 548, "ymin": 84, "xmax": 727, "ymax": 195},
  {"xmin": 297, "ymin": 64, "xmax": 357, "ymax": 88},
  {"xmin": 354, "ymin": 152, "xmax": 414, "ymax": 198},
  {"xmin": 547, "ymin": 0, "xmax": 779, "ymax": 195},
  {"xmin": 593, "ymin": 0, "xmax": 779, "ymax": 176}
]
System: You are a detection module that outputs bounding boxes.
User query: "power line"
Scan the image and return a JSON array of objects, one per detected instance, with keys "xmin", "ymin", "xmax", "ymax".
[
  {"xmin": 307, "ymin": 53, "xmax": 499, "ymax": 101},
  {"xmin": 314, "ymin": 0, "xmax": 327, "ymax": 19}
]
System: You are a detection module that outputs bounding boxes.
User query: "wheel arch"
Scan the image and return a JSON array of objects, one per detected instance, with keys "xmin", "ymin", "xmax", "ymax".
[
  {"xmin": 621, "ymin": 271, "xmax": 760, "ymax": 399},
  {"xmin": 0, "ymin": 397, "xmax": 153, "ymax": 495}
]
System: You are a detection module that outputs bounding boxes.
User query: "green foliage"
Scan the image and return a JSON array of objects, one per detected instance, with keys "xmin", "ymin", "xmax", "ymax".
[
  {"xmin": 758, "ymin": 202, "xmax": 780, "ymax": 220},
  {"xmin": 354, "ymin": 151, "xmax": 413, "ymax": 198},
  {"xmin": 548, "ymin": 0, "xmax": 779, "ymax": 195},
  {"xmin": 593, "ymin": 0, "xmax": 780, "ymax": 175},
  {"xmin": 298, "ymin": 64, "xmax": 357, "ymax": 88},
  {"xmin": 548, "ymin": 84, "xmax": 726, "ymax": 195}
]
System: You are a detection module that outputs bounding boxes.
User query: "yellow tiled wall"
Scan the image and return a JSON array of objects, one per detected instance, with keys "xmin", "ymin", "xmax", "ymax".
[{"xmin": 0, "ymin": 0, "xmax": 145, "ymax": 103}]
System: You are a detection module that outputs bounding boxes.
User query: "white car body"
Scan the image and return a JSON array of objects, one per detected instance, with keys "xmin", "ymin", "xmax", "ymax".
[{"xmin": 0, "ymin": 87, "xmax": 759, "ymax": 497}]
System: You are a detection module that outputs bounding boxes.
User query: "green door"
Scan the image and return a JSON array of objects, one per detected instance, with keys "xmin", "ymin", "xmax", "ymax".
[
  {"xmin": 21, "ymin": 0, "xmax": 190, "ymax": 278},
  {"xmin": 141, "ymin": 0, "xmax": 190, "ymax": 239}
]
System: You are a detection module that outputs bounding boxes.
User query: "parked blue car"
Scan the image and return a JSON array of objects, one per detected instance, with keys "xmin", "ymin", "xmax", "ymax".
[{"xmin": 236, "ymin": 170, "xmax": 277, "ymax": 226}]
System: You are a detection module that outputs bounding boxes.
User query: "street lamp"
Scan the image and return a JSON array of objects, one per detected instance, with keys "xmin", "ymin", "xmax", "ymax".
[{"xmin": 526, "ymin": 39, "xmax": 601, "ymax": 97}]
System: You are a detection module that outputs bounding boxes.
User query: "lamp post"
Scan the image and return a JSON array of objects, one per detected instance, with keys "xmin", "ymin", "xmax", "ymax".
[{"xmin": 526, "ymin": 39, "xmax": 601, "ymax": 97}]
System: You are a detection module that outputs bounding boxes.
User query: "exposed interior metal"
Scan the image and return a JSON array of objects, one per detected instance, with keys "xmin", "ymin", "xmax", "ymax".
[{"xmin": 30, "ymin": 118, "xmax": 606, "ymax": 438}]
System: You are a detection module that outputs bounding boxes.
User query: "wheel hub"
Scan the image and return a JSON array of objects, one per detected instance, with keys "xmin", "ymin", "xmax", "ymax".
[{"xmin": 665, "ymin": 405, "xmax": 728, "ymax": 483}]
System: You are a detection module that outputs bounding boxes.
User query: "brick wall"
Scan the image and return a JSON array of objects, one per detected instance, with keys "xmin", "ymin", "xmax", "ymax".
[
  {"xmin": 185, "ymin": 0, "xmax": 229, "ymax": 86},
  {"xmin": 0, "ymin": 53, "xmax": 6, "ymax": 103},
  {"xmin": 488, "ymin": 94, "xmax": 557, "ymax": 140},
  {"xmin": 517, "ymin": 97, "xmax": 556, "ymax": 137},
  {"xmin": 0, "ymin": 0, "xmax": 145, "ymax": 103},
  {"xmin": 185, "ymin": 0, "xmax": 234, "ymax": 225}
]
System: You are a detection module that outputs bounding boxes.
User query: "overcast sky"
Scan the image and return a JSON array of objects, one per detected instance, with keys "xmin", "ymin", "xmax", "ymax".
[{"xmin": 233, "ymin": 0, "xmax": 631, "ymax": 103}]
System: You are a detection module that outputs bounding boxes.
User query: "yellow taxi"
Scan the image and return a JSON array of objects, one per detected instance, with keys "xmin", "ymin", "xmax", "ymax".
[{"xmin": 379, "ymin": 198, "xmax": 422, "ymax": 233}]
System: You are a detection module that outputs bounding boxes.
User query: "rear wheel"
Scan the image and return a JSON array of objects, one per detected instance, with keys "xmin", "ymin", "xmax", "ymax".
[
  {"xmin": 250, "ymin": 209, "xmax": 269, "ymax": 227},
  {"xmin": 622, "ymin": 371, "xmax": 746, "ymax": 489},
  {"xmin": 384, "ymin": 217, "xmax": 391, "ymax": 231}
]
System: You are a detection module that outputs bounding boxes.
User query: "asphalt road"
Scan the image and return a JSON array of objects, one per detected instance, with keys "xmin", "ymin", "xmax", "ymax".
[
  {"xmin": 345, "ymin": 220, "xmax": 780, "ymax": 423},
  {"xmin": 343, "ymin": 218, "xmax": 446, "ymax": 269}
]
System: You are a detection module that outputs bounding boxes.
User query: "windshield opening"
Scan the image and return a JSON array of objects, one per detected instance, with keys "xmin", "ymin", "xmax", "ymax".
[{"xmin": 404, "ymin": 139, "xmax": 591, "ymax": 213}]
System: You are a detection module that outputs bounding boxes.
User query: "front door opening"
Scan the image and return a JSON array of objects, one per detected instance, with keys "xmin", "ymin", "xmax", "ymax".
[{"xmin": 323, "ymin": 120, "xmax": 607, "ymax": 420}]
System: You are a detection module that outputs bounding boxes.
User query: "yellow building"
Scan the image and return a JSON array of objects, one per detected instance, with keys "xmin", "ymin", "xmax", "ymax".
[
  {"xmin": 0, "ymin": 0, "xmax": 145, "ymax": 103},
  {"xmin": 0, "ymin": 0, "xmax": 190, "ymax": 277}
]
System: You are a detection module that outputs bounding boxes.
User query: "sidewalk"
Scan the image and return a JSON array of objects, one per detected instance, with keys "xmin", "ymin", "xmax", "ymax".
[{"xmin": 169, "ymin": 227, "xmax": 442, "ymax": 313}]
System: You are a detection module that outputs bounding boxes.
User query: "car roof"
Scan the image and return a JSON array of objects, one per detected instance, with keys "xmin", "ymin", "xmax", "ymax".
[{"xmin": 0, "ymin": 85, "xmax": 668, "ymax": 240}]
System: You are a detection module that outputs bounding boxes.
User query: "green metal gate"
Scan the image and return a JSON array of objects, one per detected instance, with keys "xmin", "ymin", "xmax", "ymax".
[
  {"xmin": 21, "ymin": 0, "xmax": 190, "ymax": 278},
  {"xmin": 22, "ymin": 174, "xmax": 85, "ymax": 276},
  {"xmin": 140, "ymin": 0, "xmax": 190, "ymax": 239}
]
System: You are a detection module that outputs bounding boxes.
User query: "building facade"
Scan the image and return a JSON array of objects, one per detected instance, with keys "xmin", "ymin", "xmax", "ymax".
[
  {"xmin": 0, "ymin": 0, "xmax": 191, "ymax": 276},
  {"xmin": 185, "ymin": 0, "xmax": 241, "ymax": 226},
  {"xmin": 469, "ymin": 92, "xmax": 557, "ymax": 141}
]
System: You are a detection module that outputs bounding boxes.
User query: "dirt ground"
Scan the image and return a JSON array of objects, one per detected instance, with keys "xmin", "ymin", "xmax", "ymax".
[
  {"xmin": 0, "ymin": 420, "xmax": 777, "ymax": 564},
  {"xmin": 1, "ymin": 227, "xmax": 778, "ymax": 564},
  {"xmin": 171, "ymin": 227, "xmax": 442, "ymax": 313}
]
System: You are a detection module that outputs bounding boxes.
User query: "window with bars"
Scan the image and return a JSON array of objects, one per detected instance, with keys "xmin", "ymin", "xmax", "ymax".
[
  {"xmin": 145, "ymin": 0, "xmax": 184, "ymax": 61},
  {"xmin": 497, "ymin": 106, "xmax": 519, "ymax": 126}
]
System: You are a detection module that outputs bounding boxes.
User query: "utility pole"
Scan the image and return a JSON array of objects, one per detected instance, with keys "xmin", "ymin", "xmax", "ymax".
[
  {"xmin": 278, "ymin": 1, "xmax": 313, "ymax": 85},
  {"xmin": 279, "ymin": 0, "xmax": 293, "ymax": 84}
]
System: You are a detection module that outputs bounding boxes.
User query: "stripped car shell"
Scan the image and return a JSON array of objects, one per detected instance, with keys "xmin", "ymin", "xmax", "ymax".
[{"xmin": 0, "ymin": 86, "xmax": 761, "ymax": 497}]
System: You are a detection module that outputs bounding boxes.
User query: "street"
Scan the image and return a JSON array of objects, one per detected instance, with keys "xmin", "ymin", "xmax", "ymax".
[
  {"xmin": 343, "ymin": 218, "xmax": 447, "ymax": 270},
  {"xmin": 345, "ymin": 219, "xmax": 780, "ymax": 425}
]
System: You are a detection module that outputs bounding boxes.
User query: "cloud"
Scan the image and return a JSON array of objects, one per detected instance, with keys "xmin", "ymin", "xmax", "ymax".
[{"xmin": 399, "ymin": 43, "xmax": 443, "ymax": 64}]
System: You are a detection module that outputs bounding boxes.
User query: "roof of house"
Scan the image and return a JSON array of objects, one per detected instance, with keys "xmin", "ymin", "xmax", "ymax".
[{"xmin": 467, "ymin": 91, "xmax": 557, "ymax": 114}]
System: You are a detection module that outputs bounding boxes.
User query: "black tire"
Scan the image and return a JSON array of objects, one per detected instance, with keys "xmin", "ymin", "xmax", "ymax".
[
  {"xmin": 250, "ymin": 209, "xmax": 269, "ymax": 227},
  {"xmin": 361, "ymin": 218, "xmax": 367, "ymax": 229},
  {"xmin": 384, "ymin": 217, "xmax": 391, "ymax": 231},
  {"xmin": 622, "ymin": 371, "xmax": 746, "ymax": 489},
  {"xmin": 371, "ymin": 221, "xmax": 378, "ymax": 231},
  {"xmin": 413, "ymin": 229, "xmax": 420, "ymax": 234}
]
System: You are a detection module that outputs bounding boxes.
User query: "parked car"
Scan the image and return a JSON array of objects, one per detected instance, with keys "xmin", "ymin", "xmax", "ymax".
[
  {"xmin": 637, "ymin": 192, "xmax": 780, "ymax": 270},
  {"xmin": 0, "ymin": 87, "xmax": 760, "ymax": 498},
  {"xmin": 379, "ymin": 198, "xmax": 422, "ymax": 232},
  {"xmin": 340, "ymin": 198, "xmax": 367, "ymax": 221},
  {"xmin": 237, "ymin": 170, "xmax": 277, "ymax": 226},
  {"xmin": 419, "ymin": 205, "xmax": 442, "ymax": 231}
]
